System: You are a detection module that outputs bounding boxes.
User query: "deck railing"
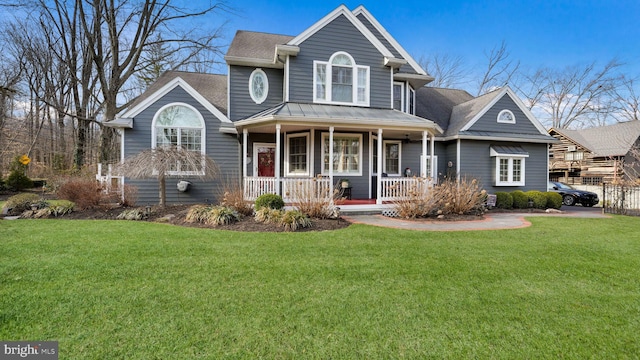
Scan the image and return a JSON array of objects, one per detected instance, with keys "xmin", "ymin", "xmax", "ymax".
[{"xmin": 243, "ymin": 176, "xmax": 431, "ymax": 203}]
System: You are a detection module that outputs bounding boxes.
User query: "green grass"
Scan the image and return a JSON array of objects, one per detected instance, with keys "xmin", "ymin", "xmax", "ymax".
[{"xmin": 1, "ymin": 217, "xmax": 639, "ymax": 359}]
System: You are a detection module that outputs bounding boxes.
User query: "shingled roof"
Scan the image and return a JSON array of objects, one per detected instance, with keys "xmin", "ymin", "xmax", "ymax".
[
  {"xmin": 552, "ymin": 121, "xmax": 640, "ymax": 157},
  {"xmin": 415, "ymin": 87, "xmax": 473, "ymax": 132},
  {"xmin": 226, "ymin": 30, "xmax": 294, "ymax": 62}
]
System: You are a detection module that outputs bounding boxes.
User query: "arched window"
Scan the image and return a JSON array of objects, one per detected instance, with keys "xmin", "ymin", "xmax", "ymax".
[
  {"xmin": 314, "ymin": 51, "xmax": 369, "ymax": 106},
  {"xmin": 152, "ymin": 103, "xmax": 205, "ymax": 175},
  {"xmin": 497, "ymin": 109, "xmax": 515, "ymax": 124}
]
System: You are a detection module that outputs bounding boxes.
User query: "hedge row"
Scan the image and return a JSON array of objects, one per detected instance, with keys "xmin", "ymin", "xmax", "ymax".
[{"xmin": 494, "ymin": 190, "xmax": 562, "ymax": 210}]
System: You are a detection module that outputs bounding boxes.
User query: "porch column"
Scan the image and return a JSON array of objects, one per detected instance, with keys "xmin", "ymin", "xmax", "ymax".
[
  {"xmin": 421, "ymin": 131, "xmax": 428, "ymax": 178},
  {"xmin": 377, "ymin": 128, "xmax": 383, "ymax": 205},
  {"xmin": 242, "ymin": 128, "xmax": 248, "ymax": 178},
  {"xmin": 430, "ymin": 132, "xmax": 435, "ymax": 180},
  {"xmin": 329, "ymin": 126, "xmax": 334, "ymax": 204},
  {"xmin": 275, "ymin": 124, "xmax": 281, "ymax": 196}
]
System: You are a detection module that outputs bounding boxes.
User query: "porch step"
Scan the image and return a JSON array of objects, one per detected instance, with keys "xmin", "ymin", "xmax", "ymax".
[{"xmin": 338, "ymin": 204, "xmax": 392, "ymax": 216}]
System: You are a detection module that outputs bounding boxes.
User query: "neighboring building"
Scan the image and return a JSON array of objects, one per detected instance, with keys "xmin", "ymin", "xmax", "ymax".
[
  {"xmin": 549, "ymin": 121, "xmax": 640, "ymax": 185},
  {"xmin": 106, "ymin": 5, "xmax": 556, "ymax": 206}
]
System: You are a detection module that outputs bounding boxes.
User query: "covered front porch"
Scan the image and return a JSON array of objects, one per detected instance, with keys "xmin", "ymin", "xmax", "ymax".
[{"xmin": 236, "ymin": 102, "xmax": 442, "ymax": 207}]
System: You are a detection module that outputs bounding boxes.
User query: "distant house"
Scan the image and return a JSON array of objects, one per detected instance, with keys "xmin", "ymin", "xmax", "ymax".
[
  {"xmin": 549, "ymin": 121, "xmax": 640, "ymax": 185},
  {"xmin": 105, "ymin": 5, "xmax": 556, "ymax": 207}
]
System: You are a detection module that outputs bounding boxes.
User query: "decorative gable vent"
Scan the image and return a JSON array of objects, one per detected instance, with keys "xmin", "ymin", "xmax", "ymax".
[{"xmin": 567, "ymin": 145, "xmax": 577, "ymax": 152}]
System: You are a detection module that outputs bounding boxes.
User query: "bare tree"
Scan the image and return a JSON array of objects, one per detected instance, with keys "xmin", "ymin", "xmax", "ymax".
[
  {"xmin": 612, "ymin": 75, "xmax": 640, "ymax": 123},
  {"xmin": 419, "ymin": 53, "xmax": 470, "ymax": 89},
  {"xmin": 116, "ymin": 146, "xmax": 219, "ymax": 207},
  {"xmin": 476, "ymin": 41, "xmax": 520, "ymax": 96}
]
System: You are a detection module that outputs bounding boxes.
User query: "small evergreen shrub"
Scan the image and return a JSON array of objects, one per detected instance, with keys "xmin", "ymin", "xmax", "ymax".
[
  {"xmin": 546, "ymin": 192, "xmax": 563, "ymax": 209},
  {"xmin": 2, "ymin": 193, "xmax": 40, "ymax": 215},
  {"xmin": 116, "ymin": 208, "xmax": 148, "ymax": 220},
  {"xmin": 495, "ymin": 192, "xmax": 513, "ymax": 209},
  {"xmin": 6, "ymin": 171, "xmax": 33, "ymax": 191},
  {"xmin": 254, "ymin": 193, "xmax": 284, "ymax": 210},
  {"xmin": 511, "ymin": 190, "xmax": 529, "ymax": 209},
  {"xmin": 525, "ymin": 190, "xmax": 548, "ymax": 209},
  {"xmin": 208, "ymin": 206, "xmax": 241, "ymax": 226}
]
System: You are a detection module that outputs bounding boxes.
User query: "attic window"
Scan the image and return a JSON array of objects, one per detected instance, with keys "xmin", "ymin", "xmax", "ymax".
[
  {"xmin": 497, "ymin": 109, "xmax": 515, "ymax": 124},
  {"xmin": 314, "ymin": 51, "xmax": 369, "ymax": 106}
]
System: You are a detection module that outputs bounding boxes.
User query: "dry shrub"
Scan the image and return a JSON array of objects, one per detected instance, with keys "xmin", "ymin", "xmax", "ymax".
[
  {"xmin": 56, "ymin": 177, "xmax": 106, "ymax": 210},
  {"xmin": 217, "ymin": 176, "xmax": 253, "ymax": 216},
  {"xmin": 121, "ymin": 184, "xmax": 138, "ymax": 207},
  {"xmin": 393, "ymin": 176, "xmax": 486, "ymax": 218},
  {"xmin": 289, "ymin": 178, "xmax": 341, "ymax": 219}
]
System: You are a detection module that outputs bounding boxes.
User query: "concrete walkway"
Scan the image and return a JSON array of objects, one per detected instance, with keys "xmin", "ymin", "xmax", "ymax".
[{"xmin": 344, "ymin": 207, "xmax": 609, "ymax": 231}]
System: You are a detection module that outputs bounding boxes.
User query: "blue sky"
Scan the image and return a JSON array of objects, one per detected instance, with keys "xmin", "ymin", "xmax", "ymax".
[{"xmin": 224, "ymin": 0, "xmax": 640, "ymax": 76}]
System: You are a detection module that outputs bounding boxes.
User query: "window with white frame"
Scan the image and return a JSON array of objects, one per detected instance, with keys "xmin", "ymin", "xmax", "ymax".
[
  {"xmin": 408, "ymin": 87, "xmax": 415, "ymax": 115},
  {"xmin": 393, "ymin": 82, "xmax": 404, "ymax": 111},
  {"xmin": 497, "ymin": 109, "xmax": 515, "ymax": 124},
  {"xmin": 383, "ymin": 140, "xmax": 401, "ymax": 176},
  {"xmin": 494, "ymin": 156, "xmax": 526, "ymax": 186},
  {"xmin": 423, "ymin": 154, "xmax": 438, "ymax": 181},
  {"xmin": 285, "ymin": 133, "xmax": 309, "ymax": 176},
  {"xmin": 314, "ymin": 52, "xmax": 369, "ymax": 106},
  {"xmin": 322, "ymin": 133, "xmax": 362, "ymax": 175},
  {"xmin": 249, "ymin": 68, "xmax": 268, "ymax": 104},
  {"xmin": 153, "ymin": 103, "xmax": 205, "ymax": 175}
]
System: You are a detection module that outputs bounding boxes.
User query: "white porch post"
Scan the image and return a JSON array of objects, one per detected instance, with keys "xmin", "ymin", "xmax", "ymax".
[
  {"xmin": 329, "ymin": 126, "xmax": 334, "ymax": 204},
  {"xmin": 376, "ymin": 128, "xmax": 383, "ymax": 205},
  {"xmin": 421, "ymin": 131, "xmax": 428, "ymax": 178},
  {"xmin": 242, "ymin": 128, "xmax": 248, "ymax": 178},
  {"xmin": 275, "ymin": 124, "xmax": 281, "ymax": 196},
  {"xmin": 430, "ymin": 132, "xmax": 436, "ymax": 180}
]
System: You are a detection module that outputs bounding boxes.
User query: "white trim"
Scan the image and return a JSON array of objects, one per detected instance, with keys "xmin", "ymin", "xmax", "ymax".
[
  {"xmin": 408, "ymin": 86, "xmax": 415, "ymax": 115},
  {"xmin": 249, "ymin": 68, "xmax": 269, "ymax": 104},
  {"xmin": 352, "ymin": 5, "xmax": 428, "ymax": 76},
  {"xmin": 494, "ymin": 156, "xmax": 526, "ymax": 186},
  {"xmin": 421, "ymin": 154, "xmax": 439, "ymax": 183},
  {"xmin": 288, "ymin": 5, "xmax": 395, "ymax": 59},
  {"xmin": 284, "ymin": 55, "xmax": 290, "ymax": 102},
  {"xmin": 120, "ymin": 76, "xmax": 230, "ymax": 123},
  {"xmin": 151, "ymin": 102, "xmax": 206, "ymax": 176},
  {"xmin": 456, "ymin": 139, "xmax": 461, "ymax": 181},
  {"xmin": 383, "ymin": 140, "xmax": 402, "ymax": 176},
  {"xmin": 284, "ymin": 132, "xmax": 311, "ymax": 176},
  {"xmin": 321, "ymin": 132, "xmax": 363, "ymax": 176},
  {"xmin": 459, "ymin": 86, "xmax": 548, "ymax": 135},
  {"xmin": 393, "ymin": 81, "xmax": 404, "ymax": 112},
  {"xmin": 497, "ymin": 109, "xmax": 515, "ymax": 124},
  {"xmin": 313, "ymin": 51, "xmax": 370, "ymax": 106}
]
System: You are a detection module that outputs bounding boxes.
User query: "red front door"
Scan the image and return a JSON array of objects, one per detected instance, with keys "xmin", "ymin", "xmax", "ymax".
[{"xmin": 257, "ymin": 148, "xmax": 275, "ymax": 177}]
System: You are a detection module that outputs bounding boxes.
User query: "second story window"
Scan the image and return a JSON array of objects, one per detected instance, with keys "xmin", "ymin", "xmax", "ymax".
[{"xmin": 314, "ymin": 52, "xmax": 369, "ymax": 106}]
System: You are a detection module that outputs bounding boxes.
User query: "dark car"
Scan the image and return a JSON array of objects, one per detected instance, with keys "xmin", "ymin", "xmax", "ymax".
[{"xmin": 548, "ymin": 181, "xmax": 599, "ymax": 207}]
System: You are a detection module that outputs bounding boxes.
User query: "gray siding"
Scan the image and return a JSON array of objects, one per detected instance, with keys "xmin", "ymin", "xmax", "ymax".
[
  {"xmin": 124, "ymin": 86, "xmax": 240, "ymax": 205},
  {"xmin": 468, "ymin": 96, "xmax": 541, "ymax": 135},
  {"xmin": 288, "ymin": 14, "xmax": 391, "ymax": 108},
  {"xmin": 458, "ymin": 140, "xmax": 548, "ymax": 193},
  {"xmin": 228, "ymin": 66, "xmax": 284, "ymax": 121}
]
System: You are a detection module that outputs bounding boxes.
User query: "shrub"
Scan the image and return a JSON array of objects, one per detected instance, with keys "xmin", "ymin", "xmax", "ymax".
[
  {"xmin": 207, "ymin": 206, "xmax": 241, "ymax": 226},
  {"xmin": 218, "ymin": 177, "xmax": 253, "ymax": 216},
  {"xmin": 2, "ymin": 193, "xmax": 40, "ymax": 215},
  {"xmin": 185, "ymin": 205, "xmax": 212, "ymax": 223},
  {"xmin": 281, "ymin": 210, "xmax": 312, "ymax": 231},
  {"xmin": 546, "ymin": 192, "xmax": 563, "ymax": 209},
  {"xmin": 526, "ymin": 190, "xmax": 548, "ymax": 209},
  {"xmin": 433, "ymin": 176, "xmax": 486, "ymax": 215},
  {"xmin": 254, "ymin": 193, "xmax": 284, "ymax": 210},
  {"xmin": 511, "ymin": 190, "xmax": 528, "ymax": 209},
  {"xmin": 288, "ymin": 178, "xmax": 341, "ymax": 219},
  {"xmin": 254, "ymin": 207, "xmax": 283, "ymax": 224},
  {"xmin": 121, "ymin": 184, "xmax": 138, "ymax": 207},
  {"xmin": 5, "ymin": 171, "xmax": 33, "ymax": 191},
  {"xmin": 116, "ymin": 208, "xmax": 148, "ymax": 220},
  {"xmin": 56, "ymin": 177, "xmax": 105, "ymax": 210},
  {"xmin": 495, "ymin": 192, "xmax": 513, "ymax": 209}
]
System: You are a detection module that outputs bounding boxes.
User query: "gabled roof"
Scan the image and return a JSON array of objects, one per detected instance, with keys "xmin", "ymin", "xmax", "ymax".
[
  {"xmin": 114, "ymin": 71, "xmax": 229, "ymax": 124},
  {"xmin": 225, "ymin": 31, "xmax": 295, "ymax": 68},
  {"xmin": 415, "ymin": 87, "xmax": 474, "ymax": 132},
  {"xmin": 551, "ymin": 121, "xmax": 640, "ymax": 157}
]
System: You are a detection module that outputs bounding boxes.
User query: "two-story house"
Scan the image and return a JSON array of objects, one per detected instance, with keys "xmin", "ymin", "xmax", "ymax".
[{"xmin": 106, "ymin": 5, "xmax": 555, "ymax": 207}]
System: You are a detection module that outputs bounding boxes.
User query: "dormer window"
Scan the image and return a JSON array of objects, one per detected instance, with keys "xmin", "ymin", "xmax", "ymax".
[
  {"xmin": 497, "ymin": 109, "xmax": 515, "ymax": 124},
  {"xmin": 314, "ymin": 52, "xmax": 369, "ymax": 106}
]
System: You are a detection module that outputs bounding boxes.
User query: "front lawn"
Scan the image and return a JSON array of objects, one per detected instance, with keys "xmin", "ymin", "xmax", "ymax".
[{"xmin": 1, "ymin": 217, "xmax": 639, "ymax": 358}]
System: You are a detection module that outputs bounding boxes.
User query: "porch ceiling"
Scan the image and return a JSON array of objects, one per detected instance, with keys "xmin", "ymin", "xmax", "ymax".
[{"xmin": 235, "ymin": 102, "xmax": 443, "ymax": 136}]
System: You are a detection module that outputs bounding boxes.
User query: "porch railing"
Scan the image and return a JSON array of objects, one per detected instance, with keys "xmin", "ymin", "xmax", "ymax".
[
  {"xmin": 379, "ymin": 177, "xmax": 431, "ymax": 201},
  {"xmin": 243, "ymin": 176, "xmax": 431, "ymax": 203}
]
